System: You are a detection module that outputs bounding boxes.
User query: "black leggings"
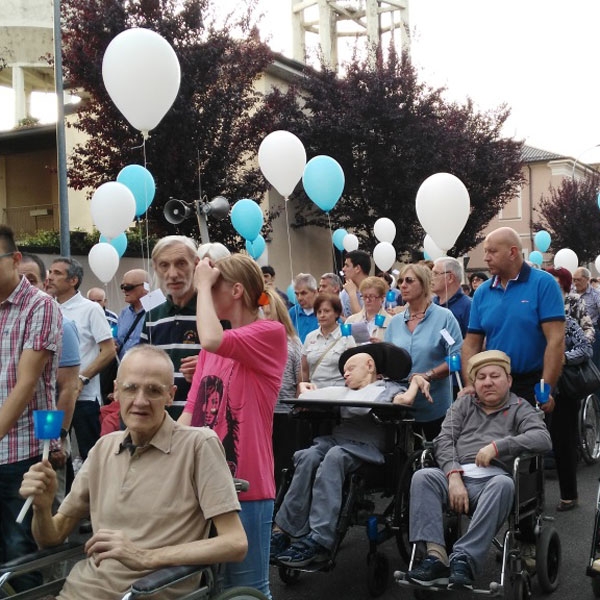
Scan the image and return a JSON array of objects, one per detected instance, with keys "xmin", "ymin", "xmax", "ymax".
[{"xmin": 549, "ymin": 393, "xmax": 579, "ymax": 501}]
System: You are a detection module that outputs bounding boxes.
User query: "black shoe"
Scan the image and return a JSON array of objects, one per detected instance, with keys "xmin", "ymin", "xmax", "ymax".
[
  {"xmin": 406, "ymin": 555, "xmax": 450, "ymax": 587},
  {"xmin": 276, "ymin": 536, "xmax": 329, "ymax": 567},
  {"xmin": 448, "ymin": 554, "xmax": 474, "ymax": 590}
]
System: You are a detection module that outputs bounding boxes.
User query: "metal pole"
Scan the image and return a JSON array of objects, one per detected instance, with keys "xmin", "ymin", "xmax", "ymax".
[{"xmin": 53, "ymin": 0, "xmax": 70, "ymax": 256}]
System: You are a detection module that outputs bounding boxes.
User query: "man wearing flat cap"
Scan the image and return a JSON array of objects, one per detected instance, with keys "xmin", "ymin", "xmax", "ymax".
[{"xmin": 406, "ymin": 350, "xmax": 551, "ymax": 591}]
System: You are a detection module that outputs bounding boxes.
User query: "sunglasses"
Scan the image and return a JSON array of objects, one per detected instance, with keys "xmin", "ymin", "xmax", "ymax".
[
  {"xmin": 120, "ymin": 283, "xmax": 143, "ymax": 292},
  {"xmin": 398, "ymin": 276, "xmax": 417, "ymax": 285}
]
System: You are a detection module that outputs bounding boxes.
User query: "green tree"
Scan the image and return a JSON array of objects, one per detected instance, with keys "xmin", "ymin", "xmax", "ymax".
[
  {"xmin": 260, "ymin": 49, "xmax": 524, "ymax": 257},
  {"xmin": 62, "ymin": 0, "xmax": 276, "ymax": 244},
  {"xmin": 534, "ymin": 175, "xmax": 600, "ymax": 264}
]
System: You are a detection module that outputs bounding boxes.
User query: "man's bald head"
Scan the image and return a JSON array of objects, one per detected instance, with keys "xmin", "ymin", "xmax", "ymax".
[
  {"xmin": 121, "ymin": 269, "xmax": 150, "ymax": 309},
  {"xmin": 87, "ymin": 287, "xmax": 107, "ymax": 306},
  {"xmin": 485, "ymin": 227, "xmax": 522, "ymax": 251},
  {"xmin": 343, "ymin": 353, "xmax": 378, "ymax": 390},
  {"xmin": 483, "ymin": 227, "xmax": 524, "ymax": 280}
]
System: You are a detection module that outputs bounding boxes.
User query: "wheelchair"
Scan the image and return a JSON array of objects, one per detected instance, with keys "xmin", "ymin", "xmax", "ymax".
[
  {"xmin": 585, "ymin": 477, "xmax": 600, "ymax": 596},
  {"xmin": 270, "ymin": 343, "xmax": 419, "ymax": 597},
  {"xmin": 0, "ymin": 481, "xmax": 267, "ymax": 600},
  {"xmin": 394, "ymin": 447, "xmax": 562, "ymax": 599},
  {"xmin": 578, "ymin": 393, "xmax": 600, "ymax": 465}
]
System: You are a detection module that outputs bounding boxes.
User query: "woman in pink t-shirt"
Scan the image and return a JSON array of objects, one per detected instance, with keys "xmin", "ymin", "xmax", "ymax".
[{"xmin": 179, "ymin": 254, "xmax": 287, "ymax": 599}]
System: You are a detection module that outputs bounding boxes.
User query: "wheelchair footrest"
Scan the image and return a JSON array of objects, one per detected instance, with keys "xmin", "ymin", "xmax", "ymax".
[{"xmin": 394, "ymin": 570, "xmax": 504, "ymax": 596}]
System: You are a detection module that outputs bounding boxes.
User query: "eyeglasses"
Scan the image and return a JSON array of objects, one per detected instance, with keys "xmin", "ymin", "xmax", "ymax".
[
  {"xmin": 432, "ymin": 271, "xmax": 450, "ymax": 277},
  {"xmin": 118, "ymin": 382, "xmax": 169, "ymax": 401},
  {"xmin": 362, "ymin": 294, "xmax": 383, "ymax": 301},
  {"xmin": 120, "ymin": 283, "xmax": 144, "ymax": 292},
  {"xmin": 0, "ymin": 252, "xmax": 15, "ymax": 259},
  {"xmin": 398, "ymin": 276, "xmax": 418, "ymax": 285}
]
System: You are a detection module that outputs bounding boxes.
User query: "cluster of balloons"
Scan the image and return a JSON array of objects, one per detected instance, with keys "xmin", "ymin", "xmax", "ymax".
[
  {"xmin": 230, "ymin": 199, "xmax": 265, "ymax": 260},
  {"xmin": 89, "ymin": 165, "xmax": 156, "ymax": 283},
  {"xmin": 332, "ymin": 228, "xmax": 358, "ymax": 252},
  {"xmin": 416, "ymin": 173, "xmax": 470, "ymax": 254},
  {"xmin": 102, "ymin": 28, "xmax": 181, "ymax": 138},
  {"xmin": 528, "ymin": 230, "xmax": 552, "ymax": 266},
  {"xmin": 372, "ymin": 218, "xmax": 396, "ymax": 272},
  {"xmin": 258, "ymin": 131, "xmax": 345, "ymax": 213}
]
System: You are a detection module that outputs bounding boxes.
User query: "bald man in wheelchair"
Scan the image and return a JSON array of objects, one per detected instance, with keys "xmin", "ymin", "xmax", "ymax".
[
  {"xmin": 19, "ymin": 345, "xmax": 247, "ymax": 600},
  {"xmin": 406, "ymin": 350, "xmax": 552, "ymax": 590}
]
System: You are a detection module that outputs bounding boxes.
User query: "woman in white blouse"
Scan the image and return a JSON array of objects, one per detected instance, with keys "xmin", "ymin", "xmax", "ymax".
[{"xmin": 345, "ymin": 276, "xmax": 391, "ymax": 342}]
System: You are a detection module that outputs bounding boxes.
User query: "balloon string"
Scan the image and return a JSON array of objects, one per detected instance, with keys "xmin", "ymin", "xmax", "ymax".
[
  {"xmin": 284, "ymin": 197, "xmax": 295, "ymax": 287},
  {"xmin": 327, "ymin": 212, "xmax": 336, "ymax": 271}
]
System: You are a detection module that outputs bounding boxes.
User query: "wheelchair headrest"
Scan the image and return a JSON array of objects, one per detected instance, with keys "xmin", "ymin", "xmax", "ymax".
[{"xmin": 338, "ymin": 343, "xmax": 412, "ymax": 382}]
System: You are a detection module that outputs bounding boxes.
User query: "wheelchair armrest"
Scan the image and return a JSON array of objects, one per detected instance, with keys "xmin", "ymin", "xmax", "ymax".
[
  {"xmin": 0, "ymin": 540, "xmax": 85, "ymax": 574},
  {"xmin": 124, "ymin": 564, "xmax": 214, "ymax": 599}
]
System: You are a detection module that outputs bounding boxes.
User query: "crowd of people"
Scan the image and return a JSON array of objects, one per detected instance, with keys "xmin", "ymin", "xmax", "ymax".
[{"xmin": 2, "ymin": 222, "xmax": 598, "ymax": 597}]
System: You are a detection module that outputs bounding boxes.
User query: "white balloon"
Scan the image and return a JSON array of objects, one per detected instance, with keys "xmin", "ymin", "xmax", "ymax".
[
  {"xmin": 554, "ymin": 248, "xmax": 579, "ymax": 273},
  {"xmin": 102, "ymin": 28, "xmax": 181, "ymax": 135},
  {"xmin": 373, "ymin": 242, "xmax": 396, "ymax": 272},
  {"xmin": 88, "ymin": 243, "xmax": 119, "ymax": 283},
  {"xmin": 595, "ymin": 255, "xmax": 600, "ymax": 274},
  {"xmin": 415, "ymin": 173, "xmax": 470, "ymax": 251},
  {"xmin": 90, "ymin": 182, "xmax": 136, "ymax": 239},
  {"xmin": 343, "ymin": 234, "xmax": 359, "ymax": 252},
  {"xmin": 258, "ymin": 131, "xmax": 306, "ymax": 198},
  {"xmin": 423, "ymin": 235, "xmax": 446, "ymax": 260},
  {"xmin": 374, "ymin": 217, "xmax": 396, "ymax": 243}
]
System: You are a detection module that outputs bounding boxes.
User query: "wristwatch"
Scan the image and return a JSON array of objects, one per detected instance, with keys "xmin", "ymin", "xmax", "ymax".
[
  {"xmin": 425, "ymin": 369, "xmax": 435, "ymax": 381},
  {"xmin": 78, "ymin": 374, "xmax": 90, "ymax": 386}
]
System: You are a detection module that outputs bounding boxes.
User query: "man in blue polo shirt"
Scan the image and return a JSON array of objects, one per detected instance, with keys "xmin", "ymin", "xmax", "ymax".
[
  {"xmin": 460, "ymin": 227, "xmax": 565, "ymax": 412},
  {"xmin": 289, "ymin": 273, "xmax": 319, "ymax": 343}
]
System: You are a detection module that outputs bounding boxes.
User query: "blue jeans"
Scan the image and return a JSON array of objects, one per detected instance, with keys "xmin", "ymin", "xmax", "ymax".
[
  {"xmin": 0, "ymin": 456, "xmax": 43, "ymax": 591},
  {"xmin": 224, "ymin": 499, "xmax": 274, "ymax": 599}
]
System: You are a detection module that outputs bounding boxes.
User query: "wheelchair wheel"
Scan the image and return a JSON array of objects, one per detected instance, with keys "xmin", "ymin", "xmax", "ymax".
[
  {"xmin": 366, "ymin": 552, "xmax": 389, "ymax": 597},
  {"xmin": 393, "ymin": 450, "xmax": 423, "ymax": 564},
  {"xmin": 535, "ymin": 526, "xmax": 561, "ymax": 593},
  {"xmin": 212, "ymin": 586, "xmax": 269, "ymax": 600},
  {"xmin": 278, "ymin": 565, "xmax": 301, "ymax": 585},
  {"xmin": 579, "ymin": 394, "xmax": 600, "ymax": 465},
  {"xmin": 508, "ymin": 572, "xmax": 532, "ymax": 600}
]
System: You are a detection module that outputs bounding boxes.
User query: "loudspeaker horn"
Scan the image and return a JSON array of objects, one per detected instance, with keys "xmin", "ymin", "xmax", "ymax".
[
  {"xmin": 164, "ymin": 198, "xmax": 194, "ymax": 225},
  {"xmin": 202, "ymin": 196, "xmax": 230, "ymax": 220}
]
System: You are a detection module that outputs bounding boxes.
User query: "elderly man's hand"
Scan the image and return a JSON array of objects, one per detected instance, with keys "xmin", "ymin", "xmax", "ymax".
[
  {"xmin": 457, "ymin": 384, "xmax": 475, "ymax": 398},
  {"xmin": 85, "ymin": 529, "xmax": 152, "ymax": 570},
  {"xmin": 298, "ymin": 382, "xmax": 317, "ymax": 395},
  {"xmin": 448, "ymin": 472, "xmax": 469, "ymax": 514},
  {"xmin": 540, "ymin": 395, "xmax": 555, "ymax": 413},
  {"xmin": 475, "ymin": 443, "xmax": 497, "ymax": 467},
  {"xmin": 19, "ymin": 460, "xmax": 57, "ymax": 511}
]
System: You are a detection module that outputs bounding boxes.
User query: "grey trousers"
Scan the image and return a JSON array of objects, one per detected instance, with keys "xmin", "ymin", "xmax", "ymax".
[
  {"xmin": 409, "ymin": 468, "xmax": 514, "ymax": 575},
  {"xmin": 275, "ymin": 435, "xmax": 383, "ymax": 550}
]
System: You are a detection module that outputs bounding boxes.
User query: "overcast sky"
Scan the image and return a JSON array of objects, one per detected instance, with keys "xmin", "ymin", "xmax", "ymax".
[
  {"xmin": 245, "ymin": 0, "xmax": 600, "ymax": 163},
  {"xmin": 5, "ymin": 0, "xmax": 600, "ymax": 163}
]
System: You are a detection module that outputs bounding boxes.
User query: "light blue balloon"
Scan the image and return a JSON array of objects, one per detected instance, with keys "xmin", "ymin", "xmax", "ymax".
[
  {"xmin": 302, "ymin": 155, "xmax": 345, "ymax": 213},
  {"xmin": 245, "ymin": 234, "xmax": 266, "ymax": 260},
  {"xmin": 332, "ymin": 228, "xmax": 348, "ymax": 251},
  {"xmin": 117, "ymin": 165, "xmax": 156, "ymax": 217},
  {"xmin": 534, "ymin": 230, "xmax": 551, "ymax": 253},
  {"xmin": 100, "ymin": 232, "xmax": 128, "ymax": 257},
  {"xmin": 287, "ymin": 284, "xmax": 297, "ymax": 305},
  {"xmin": 231, "ymin": 199, "xmax": 263, "ymax": 241},
  {"xmin": 597, "ymin": 192, "xmax": 600, "ymax": 210},
  {"xmin": 529, "ymin": 250, "xmax": 543, "ymax": 266},
  {"xmin": 423, "ymin": 250, "xmax": 431, "ymax": 260}
]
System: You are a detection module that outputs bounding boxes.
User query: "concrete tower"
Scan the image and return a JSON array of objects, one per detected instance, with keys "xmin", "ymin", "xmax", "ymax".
[
  {"xmin": 291, "ymin": 0, "xmax": 410, "ymax": 70},
  {"xmin": 0, "ymin": 0, "xmax": 54, "ymax": 125}
]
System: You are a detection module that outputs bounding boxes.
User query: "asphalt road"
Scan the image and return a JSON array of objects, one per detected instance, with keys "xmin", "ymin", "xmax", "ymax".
[{"xmin": 270, "ymin": 460, "xmax": 600, "ymax": 600}]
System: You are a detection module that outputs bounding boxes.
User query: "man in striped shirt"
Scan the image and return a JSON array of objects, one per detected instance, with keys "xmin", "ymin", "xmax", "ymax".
[
  {"xmin": 140, "ymin": 236, "xmax": 201, "ymax": 418},
  {"xmin": 0, "ymin": 225, "xmax": 62, "ymax": 591}
]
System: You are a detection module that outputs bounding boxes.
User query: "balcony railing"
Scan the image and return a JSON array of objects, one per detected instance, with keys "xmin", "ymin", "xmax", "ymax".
[{"xmin": 2, "ymin": 204, "xmax": 59, "ymax": 235}]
